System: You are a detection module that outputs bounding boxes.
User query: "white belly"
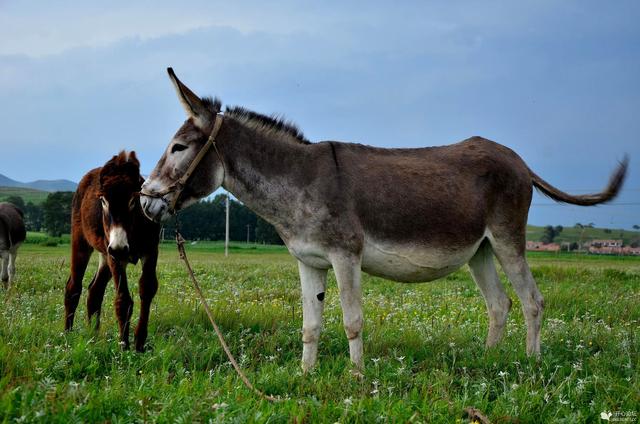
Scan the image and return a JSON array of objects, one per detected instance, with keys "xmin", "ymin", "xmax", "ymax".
[
  {"xmin": 287, "ymin": 235, "xmax": 484, "ymax": 283},
  {"xmin": 361, "ymin": 237, "xmax": 482, "ymax": 283}
]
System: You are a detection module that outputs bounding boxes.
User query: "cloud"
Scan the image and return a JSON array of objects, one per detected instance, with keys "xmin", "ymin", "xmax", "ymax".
[
  {"xmin": 0, "ymin": 1, "xmax": 638, "ymax": 227},
  {"xmin": 0, "ymin": 1, "xmax": 357, "ymax": 57}
]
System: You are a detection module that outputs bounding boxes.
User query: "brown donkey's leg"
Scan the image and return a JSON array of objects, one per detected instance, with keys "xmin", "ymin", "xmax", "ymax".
[
  {"xmin": 86, "ymin": 254, "xmax": 112, "ymax": 330},
  {"xmin": 134, "ymin": 252, "xmax": 159, "ymax": 352},
  {"xmin": 64, "ymin": 238, "xmax": 92, "ymax": 331},
  {"xmin": 109, "ymin": 259, "xmax": 133, "ymax": 350}
]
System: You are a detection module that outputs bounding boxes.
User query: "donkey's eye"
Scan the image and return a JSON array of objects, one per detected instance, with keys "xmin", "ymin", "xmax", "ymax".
[
  {"xmin": 128, "ymin": 197, "xmax": 137, "ymax": 211},
  {"xmin": 171, "ymin": 144, "xmax": 188, "ymax": 153}
]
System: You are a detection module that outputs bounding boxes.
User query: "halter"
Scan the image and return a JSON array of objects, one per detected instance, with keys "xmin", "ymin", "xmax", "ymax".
[{"xmin": 140, "ymin": 112, "xmax": 225, "ymax": 214}]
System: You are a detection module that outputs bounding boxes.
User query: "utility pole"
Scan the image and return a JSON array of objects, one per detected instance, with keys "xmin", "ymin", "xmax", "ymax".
[
  {"xmin": 246, "ymin": 224, "xmax": 250, "ymax": 243},
  {"xmin": 225, "ymin": 193, "xmax": 230, "ymax": 257}
]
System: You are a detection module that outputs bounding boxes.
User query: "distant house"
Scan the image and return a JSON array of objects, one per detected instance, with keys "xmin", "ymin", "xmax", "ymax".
[
  {"xmin": 526, "ymin": 241, "xmax": 560, "ymax": 252},
  {"xmin": 622, "ymin": 246, "xmax": 640, "ymax": 256},
  {"xmin": 587, "ymin": 239, "xmax": 640, "ymax": 255},
  {"xmin": 590, "ymin": 239, "xmax": 623, "ymax": 248}
]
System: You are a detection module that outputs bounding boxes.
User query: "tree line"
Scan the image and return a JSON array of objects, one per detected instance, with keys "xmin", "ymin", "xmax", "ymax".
[
  {"xmin": 4, "ymin": 193, "xmax": 73, "ymax": 237},
  {"xmin": 160, "ymin": 194, "xmax": 283, "ymax": 244},
  {"xmin": 3, "ymin": 193, "xmax": 283, "ymax": 244}
]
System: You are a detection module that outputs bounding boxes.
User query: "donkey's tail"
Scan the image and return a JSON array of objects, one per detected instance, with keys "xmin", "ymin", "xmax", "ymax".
[{"xmin": 529, "ymin": 155, "xmax": 628, "ymax": 206}]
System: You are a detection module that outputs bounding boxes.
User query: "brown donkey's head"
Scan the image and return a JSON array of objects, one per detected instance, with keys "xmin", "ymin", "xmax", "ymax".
[{"xmin": 99, "ymin": 151, "xmax": 142, "ymax": 261}]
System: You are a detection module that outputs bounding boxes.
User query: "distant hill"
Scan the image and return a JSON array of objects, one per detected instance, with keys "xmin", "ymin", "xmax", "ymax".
[
  {"xmin": 0, "ymin": 174, "xmax": 21, "ymax": 187},
  {"xmin": 526, "ymin": 225, "xmax": 640, "ymax": 246},
  {"xmin": 0, "ymin": 186, "xmax": 50, "ymax": 204},
  {"xmin": 0, "ymin": 173, "xmax": 77, "ymax": 192},
  {"xmin": 26, "ymin": 179, "xmax": 77, "ymax": 192}
]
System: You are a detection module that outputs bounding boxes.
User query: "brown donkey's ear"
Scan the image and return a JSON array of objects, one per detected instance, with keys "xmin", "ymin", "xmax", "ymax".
[
  {"xmin": 127, "ymin": 151, "xmax": 140, "ymax": 167},
  {"xmin": 167, "ymin": 67, "xmax": 212, "ymax": 129}
]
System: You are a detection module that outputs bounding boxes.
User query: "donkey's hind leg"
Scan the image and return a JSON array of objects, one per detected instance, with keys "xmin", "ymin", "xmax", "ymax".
[
  {"xmin": 7, "ymin": 244, "xmax": 20, "ymax": 286},
  {"xmin": 468, "ymin": 240, "xmax": 512, "ymax": 348},
  {"xmin": 489, "ymin": 236, "xmax": 544, "ymax": 356},
  {"xmin": 64, "ymin": 238, "xmax": 92, "ymax": 331},
  {"xmin": 87, "ymin": 254, "xmax": 112, "ymax": 330},
  {"xmin": 1, "ymin": 251, "xmax": 9, "ymax": 289}
]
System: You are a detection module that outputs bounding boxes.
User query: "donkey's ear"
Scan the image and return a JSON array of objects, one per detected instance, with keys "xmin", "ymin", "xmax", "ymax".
[
  {"xmin": 167, "ymin": 67, "xmax": 212, "ymax": 128},
  {"xmin": 127, "ymin": 151, "xmax": 140, "ymax": 168}
]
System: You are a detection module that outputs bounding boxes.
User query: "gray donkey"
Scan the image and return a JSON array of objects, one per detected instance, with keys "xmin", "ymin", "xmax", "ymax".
[
  {"xmin": 0, "ymin": 202, "xmax": 26, "ymax": 288},
  {"xmin": 141, "ymin": 68, "xmax": 627, "ymax": 372}
]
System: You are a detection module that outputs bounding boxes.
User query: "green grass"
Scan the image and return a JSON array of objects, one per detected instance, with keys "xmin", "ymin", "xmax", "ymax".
[
  {"xmin": 24, "ymin": 232, "xmax": 72, "ymax": 247},
  {"xmin": 1, "ymin": 244, "xmax": 638, "ymax": 422},
  {"xmin": 0, "ymin": 186, "xmax": 49, "ymax": 204}
]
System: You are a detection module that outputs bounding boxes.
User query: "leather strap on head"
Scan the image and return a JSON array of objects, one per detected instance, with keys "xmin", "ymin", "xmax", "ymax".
[
  {"xmin": 141, "ymin": 113, "xmax": 225, "ymax": 214},
  {"xmin": 174, "ymin": 114, "xmax": 224, "ymax": 190}
]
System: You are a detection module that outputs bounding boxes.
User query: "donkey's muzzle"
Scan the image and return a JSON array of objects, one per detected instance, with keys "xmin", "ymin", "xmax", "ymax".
[
  {"xmin": 108, "ymin": 245, "xmax": 130, "ymax": 261},
  {"xmin": 140, "ymin": 195, "xmax": 171, "ymax": 223},
  {"xmin": 107, "ymin": 225, "xmax": 130, "ymax": 261}
]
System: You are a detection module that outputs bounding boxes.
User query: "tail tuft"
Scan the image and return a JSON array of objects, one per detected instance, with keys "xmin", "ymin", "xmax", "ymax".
[{"xmin": 530, "ymin": 155, "xmax": 628, "ymax": 206}]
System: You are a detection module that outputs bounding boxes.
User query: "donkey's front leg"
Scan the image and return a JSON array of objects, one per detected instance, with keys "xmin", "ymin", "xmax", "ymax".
[
  {"xmin": 298, "ymin": 261, "xmax": 328, "ymax": 372},
  {"xmin": 331, "ymin": 254, "xmax": 364, "ymax": 370},
  {"xmin": 135, "ymin": 253, "xmax": 159, "ymax": 352},
  {"xmin": 109, "ymin": 260, "xmax": 133, "ymax": 350},
  {"xmin": 87, "ymin": 255, "xmax": 112, "ymax": 330}
]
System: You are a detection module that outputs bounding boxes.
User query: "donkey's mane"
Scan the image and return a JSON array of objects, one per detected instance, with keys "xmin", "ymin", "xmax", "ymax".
[
  {"xmin": 226, "ymin": 105, "xmax": 309, "ymax": 144},
  {"xmin": 199, "ymin": 95, "xmax": 309, "ymax": 144},
  {"xmin": 202, "ymin": 97, "xmax": 222, "ymax": 114}
]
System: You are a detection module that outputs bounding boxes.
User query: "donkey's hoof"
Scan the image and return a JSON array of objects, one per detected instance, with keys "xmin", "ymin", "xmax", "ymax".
[
  {"xmin": 349, "ymin": 369, "xmax": 365, "ymax": 380},
  {"xmin": 135, "ymin": 343, "xmax": 152, "ymax": 353}
]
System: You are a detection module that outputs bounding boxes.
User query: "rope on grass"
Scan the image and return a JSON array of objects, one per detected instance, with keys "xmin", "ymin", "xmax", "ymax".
[{"xmin": 174, "ymin": 227, "xmax": 281, "ymax": 403}]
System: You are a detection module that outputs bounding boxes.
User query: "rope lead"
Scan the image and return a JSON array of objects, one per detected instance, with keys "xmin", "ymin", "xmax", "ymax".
[{"xmin": 174, "ymin": 217, "xmax": 280, "ymax": 402}]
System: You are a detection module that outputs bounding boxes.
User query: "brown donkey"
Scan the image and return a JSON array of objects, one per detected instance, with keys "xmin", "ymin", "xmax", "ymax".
[
  {"xmin": 141, "ymin": 69, "xmax": 627, "ymax": 371},
  {"xmin": 65, "ymin": 151, "xmax": 160, "ymax": 351}
]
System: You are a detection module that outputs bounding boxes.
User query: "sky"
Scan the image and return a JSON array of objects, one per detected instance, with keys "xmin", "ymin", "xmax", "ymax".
[{"xmin": 0, "ymin": 1, "xmax": 639, "ymax": 229}]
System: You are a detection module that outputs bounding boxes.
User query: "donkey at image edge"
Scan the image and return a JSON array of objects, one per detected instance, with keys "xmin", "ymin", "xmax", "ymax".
[
  {"xmin": 141, "ymin": 68, "xmax": 628, "ymax": 371},
  {"xmin": 0, "ymin": 202, "xmax": 26, "ymax": 289},
  {"xmin": 64, "ymin": 151, "xmax": 161, "ymax": 351}
]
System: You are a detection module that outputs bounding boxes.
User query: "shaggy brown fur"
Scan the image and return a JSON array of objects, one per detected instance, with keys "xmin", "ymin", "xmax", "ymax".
[{"xmin": 64, "ymin": 151, "xmax": 160, "ymax": 351}]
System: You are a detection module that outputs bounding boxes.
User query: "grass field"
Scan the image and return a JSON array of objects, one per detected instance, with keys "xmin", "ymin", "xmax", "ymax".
[
  {"xmin": 1, "ymin": 243, "xmax": 638, "ymax": 422},
  {"xmin": 0, "ymin": 187, "xmax": 49, "ymax": 205}
]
